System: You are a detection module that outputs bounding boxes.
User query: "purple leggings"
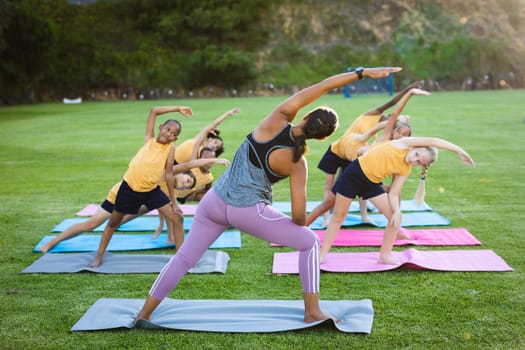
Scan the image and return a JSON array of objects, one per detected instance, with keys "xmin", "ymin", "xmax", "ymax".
[{"xmin": 149, "ymin": 189, "xmax": 320, "ymax": 300}]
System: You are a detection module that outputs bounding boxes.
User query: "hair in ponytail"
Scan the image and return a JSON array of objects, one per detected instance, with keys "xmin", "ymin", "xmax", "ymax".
[
  {"xmin": 292, "ymin": 135, "xmax": 307, "ymax": 162},
  {"xmin": 414, "ymin": 147, "xmax": 437, "ymax": 205},
  {"xmin": 414, "ymin": 165, "xmax": 428, "ymax": 205},
  {"xmin": 292, "ymin": 106, "xmax": 339, "ymax": 162}
]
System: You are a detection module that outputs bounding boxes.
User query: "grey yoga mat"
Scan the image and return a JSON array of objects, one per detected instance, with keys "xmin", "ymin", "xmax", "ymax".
[
  {"xmin": 71, "ymin": 298, "xmax": 374, "ymax": 333},
  {"xmin": 22, "ymin": 250, "xmax": 229, "ymax": 274}
]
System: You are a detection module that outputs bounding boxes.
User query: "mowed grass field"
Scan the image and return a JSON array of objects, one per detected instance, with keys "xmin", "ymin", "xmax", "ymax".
[{"xmin": 1, "ymin": 89, "xmax": 524, "ymax": 349}]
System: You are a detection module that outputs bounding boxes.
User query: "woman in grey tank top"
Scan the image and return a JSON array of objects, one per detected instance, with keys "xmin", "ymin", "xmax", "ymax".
[{"xmin": 137, "ymin": 67, "xmax": 402, "ymax": 324}]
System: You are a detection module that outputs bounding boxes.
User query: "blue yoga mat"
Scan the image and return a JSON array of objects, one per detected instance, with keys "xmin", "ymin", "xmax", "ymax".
[
  {"xmin": 271, "ymin": 199, "xmax": 431, "ymax": 213},
  {"xmin": 366, "ymin": 199, "xmax": 432, "ymax": 212},
  {"xmin": 33, "ymin": 231, "xmax": 241, "ymax": 253},
  {"xmin": 71, "ymin": 298, "xmax": 374, "ymax": 333},
  {"xmin": 309, "ymin": 211, "xmax": 451, "ymax": 229},
  {"xmin": 51, "ymin": 216, "xmax": 196, "ymax": 232}
]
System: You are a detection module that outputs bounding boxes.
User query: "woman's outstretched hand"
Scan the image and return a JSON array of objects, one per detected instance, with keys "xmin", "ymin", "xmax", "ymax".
[
  {"xmin": 409, "ymin": 88, "xmax": 432, "ymax": 96},
  {"xmin": 364, "ymin": 67, "xmax": 402, "ymax": 79}
]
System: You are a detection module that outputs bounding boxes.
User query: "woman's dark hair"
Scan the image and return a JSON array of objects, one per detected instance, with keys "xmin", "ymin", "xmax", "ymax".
[
  {"xmin": 208, "ymin": 134, "xmax": 224, "ymax": 156},
  {"xmin": 207, "ymin": 128, "xmax": 220, "ymax": 137},
  {"xmin": 293, "ymin": 106, "xmax": 339, "ymax": 162}
]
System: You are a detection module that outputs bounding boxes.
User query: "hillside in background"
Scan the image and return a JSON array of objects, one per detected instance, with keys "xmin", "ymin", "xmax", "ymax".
[
  {"xmin": 1, "ymin": 0, "xmax": 524, "ymax": 104},
  {"xmin": 259, "ymin": 0, "xmax": 525, "ymax": 90}
]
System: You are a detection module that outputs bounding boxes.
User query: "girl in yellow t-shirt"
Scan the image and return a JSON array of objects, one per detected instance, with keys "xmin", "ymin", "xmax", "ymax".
[
  {"xmin": 90, "ymin": 106, "xmax": 192, "ymax": 268},
  {"xmin": 320, "ymin": 136, "xmax": 475, "ymax": 265},
  {"xmin": 306, "ymin": 85, "xmax": 427, "ymax": 228},
  {"xmin": 37, "ymin": 163, "xmax": 197, "ymax": 253}
]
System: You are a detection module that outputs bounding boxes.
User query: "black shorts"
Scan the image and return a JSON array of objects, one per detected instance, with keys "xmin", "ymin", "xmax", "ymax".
[
  {"xmin": 332, "ymin": 159, "xmax": 385, "ymax": 199},
  {"xmin": 114, "ymin": 181, "xmax": 170, "ymax": 214},
  {"xmin": 100, "ymin": 199, "xmax": 114, "ymax": 213},
  {"xmin": 317, "ymin": 146, "xmax": 351, "ymax": 175}
]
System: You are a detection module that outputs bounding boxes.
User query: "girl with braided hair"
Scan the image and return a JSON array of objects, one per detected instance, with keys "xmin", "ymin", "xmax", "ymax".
[
  {"xmin": 306, "ymin": 82, "xmax": 423, "ymax": 228},
  {"xmin": 306, "ymin": 85, "xmax": 430, "ymax": 228},
  {"xmin": 136, "ymin": 67, "xmax": 402, "ymax": 323},
  {"xmin": 320, "ymin": 137, "xmax": 475, "ymax": 265}
]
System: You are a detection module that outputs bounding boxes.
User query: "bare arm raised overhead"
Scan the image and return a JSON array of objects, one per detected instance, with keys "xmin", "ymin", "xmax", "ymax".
[
  {"xmin": 144, "ymin": 106, "xmax": 193, "ymax": 143},
  {"xmin": 189, "ymin": 108, "xmax": 241, "ymax": 160},
  {"xmin": 375, "ymin": 88, "xmax": 431, "ymax": 143},
  {"xmin": 363, "ymin": 81, "xmax": 422, "ymax": 117},
  {"xmin": 254, "ymin": 67, "xmax": 402, "ymax": 142},
  {"xmin": 393, "ymin": 136, "xmax": 476, "ymax": 167}
]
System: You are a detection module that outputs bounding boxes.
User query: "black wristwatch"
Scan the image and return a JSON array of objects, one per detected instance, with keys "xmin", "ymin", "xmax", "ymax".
[{"xmin": 355, "ymin": 67, "xmax": 364, "ymax": 80}]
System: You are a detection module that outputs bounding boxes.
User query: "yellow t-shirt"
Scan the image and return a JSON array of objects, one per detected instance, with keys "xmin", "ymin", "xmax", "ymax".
[
  {"xmin": 359, "ymin": 142, "xmax": 411, "ymax": 183},
  {"xmin": 175, "ymin": 139, "xmax": 198, "ymax": 164},
  {"xmin": 330, "ymin": 114, "xmax": 381, "ymax": 160},
  {"xmin": 348, "ymin": 114, "xmax": 382, "ymax": 134},
  {"xmin": 123, "ymin": 138, "xmax": 172, "ymax": 192},
  {"xmin": 105, "ymin": 182, "xmax": 122, "ymax": 204},
  {"xmin": 331, "ymin": 133, "xmax": 367, "ymax": 161},
  {"xmin": 368, "ymin": 139, "xmax": 388, "ymax": 150}
]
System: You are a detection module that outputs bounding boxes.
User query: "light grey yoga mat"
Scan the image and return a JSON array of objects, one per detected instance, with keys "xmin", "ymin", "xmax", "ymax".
[
  {"xmin": 22, "ymin": 250, "xmax": 229, "ymax": 274},
  {"xmin": 71, "ymin": 298, "xmax": 374, "ymax": 333}
]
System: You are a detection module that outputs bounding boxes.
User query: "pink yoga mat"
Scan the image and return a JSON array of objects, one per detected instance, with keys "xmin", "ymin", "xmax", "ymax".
[
  {"xmin": 271, "ymin": 228, "xmax": 481, "ymax": 247},
  {"xmin": 272, "ymin": 249, "xmax": 513, "ymax": 273},
  {"xmin": 75, "ymin": 203, "xmax": 199, "ymax": 216}
]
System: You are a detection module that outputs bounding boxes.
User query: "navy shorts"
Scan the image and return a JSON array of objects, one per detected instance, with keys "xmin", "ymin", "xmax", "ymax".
[
  {"xmin": 100, "ymin": 199, "xmax": 115, "ymax": 213},
  {"xmin": 317, "ymin": 146, "xmax": 351, "ymax": 175},
  {"xmin": 114, "ymin": 181, "xmax": 170, "ymax": 214},
  {"xmin": 332, "ymin": 159, "xmax": 385, "ymax": 199}
]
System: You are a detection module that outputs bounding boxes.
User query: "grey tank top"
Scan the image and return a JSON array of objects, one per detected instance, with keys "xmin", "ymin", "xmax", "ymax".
[{"xmin": 214, "ymin": 124, "xmax": 295, "ymax": 207}]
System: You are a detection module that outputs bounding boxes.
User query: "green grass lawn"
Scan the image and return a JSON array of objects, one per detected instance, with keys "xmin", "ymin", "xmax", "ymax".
[{"xmin": 1, "ymin": 89, "xmax": 524, "ymax": 349}]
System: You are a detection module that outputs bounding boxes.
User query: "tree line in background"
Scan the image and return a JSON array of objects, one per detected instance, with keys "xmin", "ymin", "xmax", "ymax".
[{"xmin": 1, "ymin": 0, "xmax": 523, "ymax": 105}]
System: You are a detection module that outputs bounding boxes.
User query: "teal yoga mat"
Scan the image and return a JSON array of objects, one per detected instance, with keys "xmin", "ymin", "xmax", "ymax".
[
  {"xmin": 51, "ymin": 216, "xmax": 195, "ymax": 232},
  {"xmin": 309, "ymin": 211, "xmax": 451, "ymax": 229},
  {"xmin": 33, "ymin": 231, "xmax": 241, "ymax": 253},
  {"xmin": 271, "ymin": 199, "xmax": 432, "ymax": 213},
  {"xmin": 71, "ymin": 298, "xmax": 374, "ymax": 334}
]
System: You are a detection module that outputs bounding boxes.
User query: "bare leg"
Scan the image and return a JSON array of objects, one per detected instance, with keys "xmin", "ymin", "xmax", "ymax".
[
  {"xmin": 322, "ymin": 211, "xmax": 331, "ymax": 228},
  {"xmin": 90, "ymin": 211, "xmax": 125, "ymax": 267},
  {"xmin": 320, "ymin": 194, "xmax": 353, "ymax": 263},
  {"xmin": 368, "ymin": 194, "xmax": 399, "ymax": 265},
  {"xmin": 397, "ymin": 227, "xmax": 412, "ymax": 240},
  {"xmin": 38, "ymin": 207, "xmax": 111, "ymax": 253},
  {"xmin": 158, "ymin": 204, "xmax": 184, "ymax": 251},
  {"xmin": 303, "ymin": 292, "xmax": 335, "ymax": 323},
  {"xmin": 306, "ymin": 174, "xmax": 336, "ymax": 227},
  {"xmin": 166, "ymin": 219, "xmax": 175, "ymax": 244},
  {"xmin": 136, "ymin": 295, "xmax": 162, "ymax": 321},
  {"xmin": 152, "ymin": 213, "xmax": 165, "ymax": 240},
  {"xmin": 359, "ymin": 198, "xmax": 375, "ymax": 224}
]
